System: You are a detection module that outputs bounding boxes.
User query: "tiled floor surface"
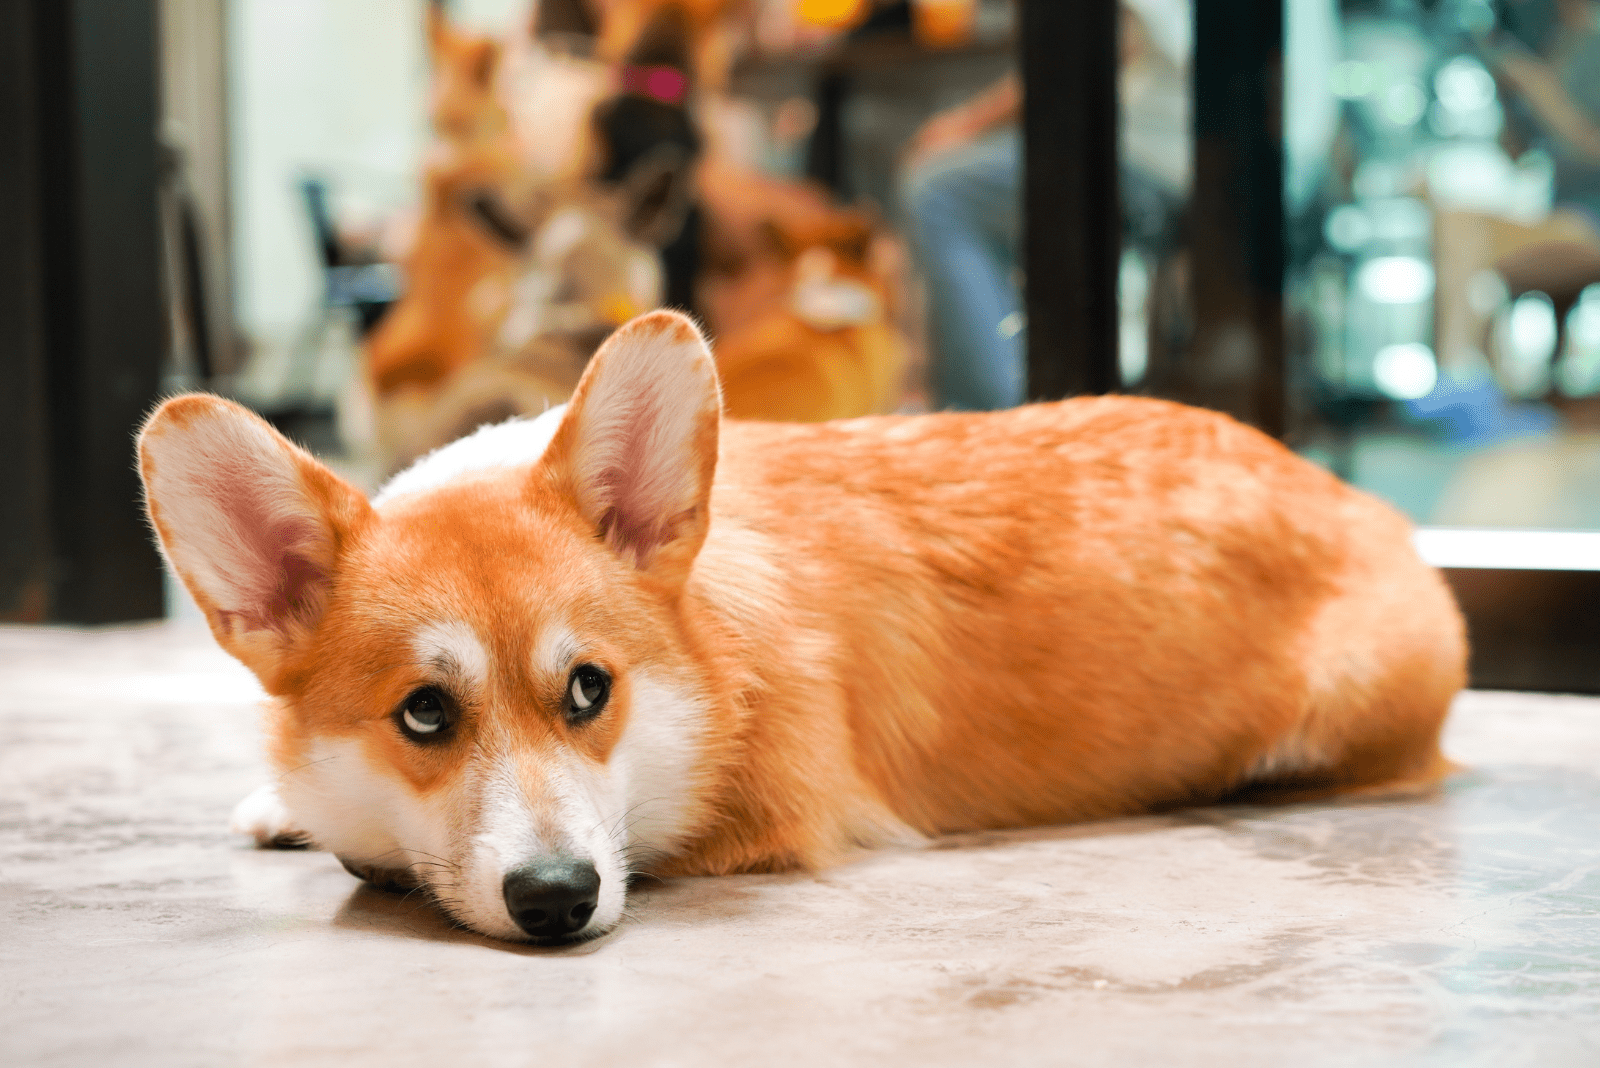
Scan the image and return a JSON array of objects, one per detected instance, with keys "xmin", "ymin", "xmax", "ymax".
[{"xmin": 2, "ymin": 623, "xmax": 1598, "ymax": 1067}]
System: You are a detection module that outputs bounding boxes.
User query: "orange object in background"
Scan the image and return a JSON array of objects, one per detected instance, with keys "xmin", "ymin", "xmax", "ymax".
[
  {"xmin": 695, "ymin": 158, "xmax": 911, "ymax": 422},
  {"xmin": 718, "ymin": 312, "xmax": 905, "ymax": 422},
  {"xmin": 910, "ymin": 0, "xmax": 976, "ymax": 48},
  {"xmin": 709, "ymin": 202, "xmax": 907, "ymax": 422},
  {"xmin": 795, "ymin": 0, "xmax": 870, "ymax": 30}
]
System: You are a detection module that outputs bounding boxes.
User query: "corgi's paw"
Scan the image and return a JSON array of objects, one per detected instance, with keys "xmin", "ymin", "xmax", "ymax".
[{"xmin": 230, "ymin": 783, "xmax": 312, "ymax": 849}]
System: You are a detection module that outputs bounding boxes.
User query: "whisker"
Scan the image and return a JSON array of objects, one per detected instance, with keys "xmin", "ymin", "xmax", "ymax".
[{"xmin": 274, "ymin": 755, "xmax": 339, "ymax": 782}]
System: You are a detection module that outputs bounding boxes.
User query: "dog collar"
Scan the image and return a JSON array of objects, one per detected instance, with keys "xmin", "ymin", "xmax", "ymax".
[{"xmin": 621, "ymin": 64, "xmax": 690, "ymax": 106}]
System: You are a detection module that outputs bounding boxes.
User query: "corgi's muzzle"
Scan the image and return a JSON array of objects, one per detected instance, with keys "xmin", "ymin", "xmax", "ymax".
[
  {"xmin": 337, "ymin": 839, "xmax": 615, "ymax": 945},
  {"xmin": 503, "ymin": 856, "xmax": 601, "ymax": 941}
]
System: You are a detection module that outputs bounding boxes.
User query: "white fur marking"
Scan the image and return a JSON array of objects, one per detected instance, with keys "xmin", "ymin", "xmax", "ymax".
[
  {"xmin": 497, "ymin": 269, "xmax": 554, "ymax": 349},
  {"xmin": 373, "ymin": 406, "xmax": 566, "ymax": 505},
  {"xmin": 535, "ymin": 207, "xmax": 589, "ymax": 264},
  {"xmin": 458, "ymin": 753, "xmax": 551, "ymax": 941},
  {"xmin": 608, "ymin": 671, "xmax": 707, "ymax": 857},
  {"xmin": 627, "ymin": 251, "xmax": 661, "ymax": 308},
  {"xmin": 1247, "ymin": 730, "xmax": 1332, "ymax": 781},
  {"xmin": 457, "ymin": 747, "xmax": 627, "ymax": 941},
  {"xmin": 413, "ymin": 620, "xmax": 489, "ymax": 687},
  {"xmin": 278, "ymin": 737, "xmax": 456, "ymax": 885},
  {"xmin": 532, "ymin": 622, "xmax": 583, "ymax": 681}
]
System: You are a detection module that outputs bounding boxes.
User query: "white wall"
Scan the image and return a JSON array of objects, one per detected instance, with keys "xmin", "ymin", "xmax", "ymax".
[{"xmin": 453, "ymin": 0, "xmax": 527, "ymax": 32}]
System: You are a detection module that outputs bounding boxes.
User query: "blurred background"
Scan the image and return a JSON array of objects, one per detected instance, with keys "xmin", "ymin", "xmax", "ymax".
[{"xmin": 3, "ymin": 0, "xmax": 1598, "ymax": 687}]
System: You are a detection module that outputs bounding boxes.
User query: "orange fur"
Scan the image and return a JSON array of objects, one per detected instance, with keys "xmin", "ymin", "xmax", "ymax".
[
  {"xmin": 139, "ymin": 311, "xmax": 1466, "ymax": 941},
  {"xmin": 658, "ymin": 399, "xmax": 1464, "ymax": 871}
]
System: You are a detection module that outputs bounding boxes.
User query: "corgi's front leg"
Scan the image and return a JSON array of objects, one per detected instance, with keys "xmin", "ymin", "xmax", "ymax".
[{"xmin": 229, "ymin": 783, "xmax": 311, "ymax": 848}]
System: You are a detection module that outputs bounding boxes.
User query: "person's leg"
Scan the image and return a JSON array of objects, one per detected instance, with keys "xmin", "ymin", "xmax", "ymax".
[{"xmin": 900, "ymin": 128, "xmax": 1023, "ymax": 410}]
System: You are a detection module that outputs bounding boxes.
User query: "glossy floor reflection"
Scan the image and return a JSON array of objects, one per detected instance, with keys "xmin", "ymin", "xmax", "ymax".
[{"xmin": 2, "ymin": 624, "xmax": 1598, "ymax": 1067}]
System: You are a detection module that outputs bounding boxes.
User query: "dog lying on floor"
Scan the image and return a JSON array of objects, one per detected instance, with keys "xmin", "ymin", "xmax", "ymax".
[{"xmin": 138, "ymin": 310, "xmax": 1466, "ymax": 945}]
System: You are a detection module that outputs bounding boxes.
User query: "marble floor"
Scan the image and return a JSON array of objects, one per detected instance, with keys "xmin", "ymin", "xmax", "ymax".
[{"xmin": 2, "ymin": 622, "xmax": 1598, "ymax": 1068}]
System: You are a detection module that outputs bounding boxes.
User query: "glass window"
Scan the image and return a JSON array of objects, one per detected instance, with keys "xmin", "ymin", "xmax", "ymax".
[{"xmin": 1283, "ymin": 0, "xmax": 1600, "ymax": 532}]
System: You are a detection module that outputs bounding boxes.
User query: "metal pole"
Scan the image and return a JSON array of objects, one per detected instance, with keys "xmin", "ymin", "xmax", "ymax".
[
  {"xmin": 1189, "ymin": 0, "xmax": 1286, "ymax": 435},
  {"xmin": 1021, "ymin": 0, "xmax": 1121, "ymax": 400},
  {"xmin": 9, "ymin": 0, "xmax": 167, "ymax": 622}
]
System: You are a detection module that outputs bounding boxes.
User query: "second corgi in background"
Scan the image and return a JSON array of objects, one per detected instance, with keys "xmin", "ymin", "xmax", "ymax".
[
  {"xmin": 365, "ymin": 6, "xmax": 673, "ymax": 474},
  {"xmin": 359, "ymin": 1, "xmax": 913, "ymax": 476}
]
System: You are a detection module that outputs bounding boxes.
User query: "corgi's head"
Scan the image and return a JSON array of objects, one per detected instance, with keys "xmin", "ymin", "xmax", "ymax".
[{"xmin": 140, "ymin": 311, "xmax": 723, "ymax": 944}]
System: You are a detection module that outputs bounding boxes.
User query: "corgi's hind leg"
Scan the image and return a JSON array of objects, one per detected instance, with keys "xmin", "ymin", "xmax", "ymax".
[{"xmin": 1239, "ymin": 562, "xmax": 1467, "ymax": 803}]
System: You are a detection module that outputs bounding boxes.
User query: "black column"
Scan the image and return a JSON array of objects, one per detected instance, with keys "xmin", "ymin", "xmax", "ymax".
[
  {"xmin": 1188, "ymin": 0, "xmax": 1285, "ymax": 435},
  {"xmin": 805, "ymin": 69, "xmax": 851, "ymax": 199},
  {"xmin": 0, "ymin": 0, "xmax": 53, "ymax": 621},
  {"xmin": 1021, "ymin": 0, "xmax": 1120, "ymax": 400},
  {"xmin": 0, "ymin": 0, "xmax": 166, "ymax": 623}
]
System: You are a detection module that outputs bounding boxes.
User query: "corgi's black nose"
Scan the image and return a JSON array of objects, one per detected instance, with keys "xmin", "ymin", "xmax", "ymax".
[{"xmin": 503, "ymin": 858, "xmax": 601, "ymax": 940}]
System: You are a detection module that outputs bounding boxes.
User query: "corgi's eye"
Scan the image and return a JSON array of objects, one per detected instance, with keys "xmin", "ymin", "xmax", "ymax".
[
  {"xmin": 567, "ymin": 665, "xmax": 610, "ymax": 724},
  {"xmin": 398, "ymin": 687, "xmax": 452, "ymax": 741}
]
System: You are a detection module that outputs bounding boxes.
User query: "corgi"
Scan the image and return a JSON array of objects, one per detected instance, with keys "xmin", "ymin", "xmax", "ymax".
[{"xmin": 138, "ymin": 310, "xmax": 1466, "ymax": 945}]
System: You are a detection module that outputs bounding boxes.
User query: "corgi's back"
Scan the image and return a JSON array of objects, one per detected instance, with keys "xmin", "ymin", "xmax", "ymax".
[{"xmin": 696, "ymin": 396, "xmax": 1465, "ymax": 843}]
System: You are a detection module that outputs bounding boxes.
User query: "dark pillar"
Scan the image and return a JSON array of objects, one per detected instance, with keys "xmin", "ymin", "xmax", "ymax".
[
  {"xmin": 0, "ymin": 0, "xmax": 166, "ymax": 623},
  {"xmin": 1188, "ymin": 0, "xmax": 1285, "ymax": 435},
  {"xmin": 0, "ymin": 0, "xmax": 53, "ymax": 621},
  {"xmin": 1445, "ymin": 568, "xmax": 1600, "ymax": 694},
  {"xmin": 1021, "ymin": 0, "xmax": 1120, "ymax": 400},
  {"xmin": 805, "ymin": 69, "xmax": 851, "ymax": 199}
]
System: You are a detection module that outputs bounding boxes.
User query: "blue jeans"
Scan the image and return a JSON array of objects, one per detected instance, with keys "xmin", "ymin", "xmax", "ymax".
[{"xmin": 900, "ymin": 127, "xmax": 1024, "ymax": 410}]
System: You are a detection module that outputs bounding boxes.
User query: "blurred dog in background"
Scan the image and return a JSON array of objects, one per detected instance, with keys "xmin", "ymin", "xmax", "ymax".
[{"xmin": 361, "ymin": 0, "xmax": 910, "ymax": 475}]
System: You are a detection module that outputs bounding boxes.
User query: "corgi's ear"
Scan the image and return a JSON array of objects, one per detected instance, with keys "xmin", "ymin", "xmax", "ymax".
[
  {"xmin": 543, "ymin": 310, "xmax": 720, "ymax": 589},
  {"xmin": 137, "ymin": 395, "xmax": 372, "ymax": 690}
]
